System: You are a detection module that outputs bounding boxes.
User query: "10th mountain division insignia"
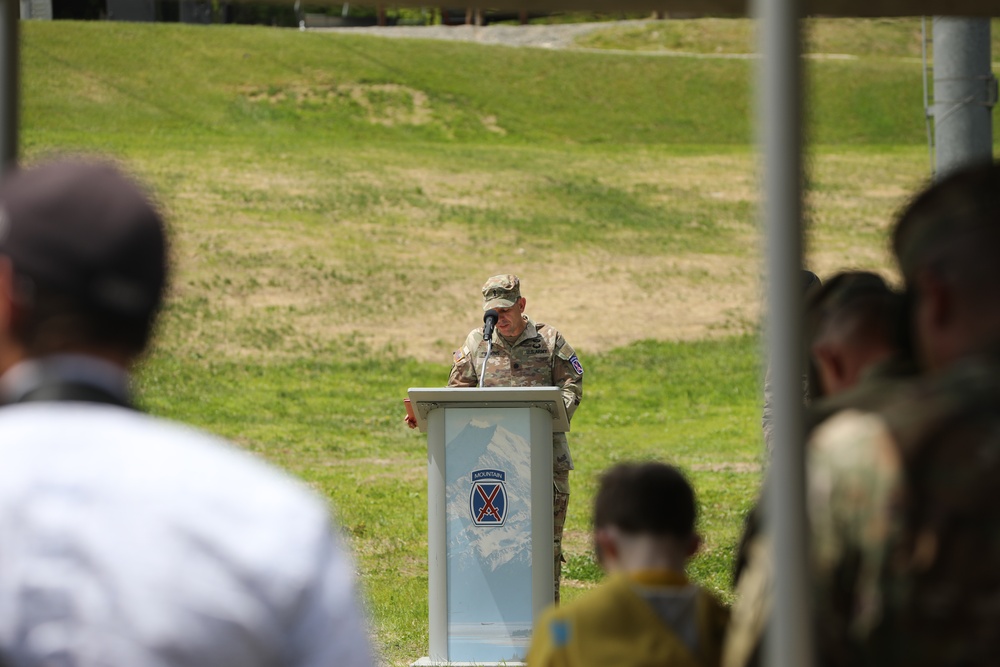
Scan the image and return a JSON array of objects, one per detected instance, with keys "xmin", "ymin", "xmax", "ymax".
[{"xmin": 470, "ymin": 469, "xmax": 508, "ymax": 526}]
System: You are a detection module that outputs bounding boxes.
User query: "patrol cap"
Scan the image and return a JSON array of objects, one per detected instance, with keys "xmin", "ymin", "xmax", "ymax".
[
  {"xmin": 0, "ymin": 159, "xmax": 167, "ymax": 321},
  {"xmin": 482, "ymin": 274, "xmax": 521, "ymax": 311}
]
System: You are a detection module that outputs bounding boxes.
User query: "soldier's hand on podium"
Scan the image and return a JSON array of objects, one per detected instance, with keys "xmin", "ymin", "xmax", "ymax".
[{"xmin": 404, "ymin": 399, "xmax": 418, "ymax": 429}]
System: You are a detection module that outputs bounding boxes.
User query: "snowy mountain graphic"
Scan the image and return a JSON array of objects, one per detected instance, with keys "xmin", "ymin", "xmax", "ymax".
[{"xmin": 446, "ymin": 420, "xmax": 533, "ymax": 573}]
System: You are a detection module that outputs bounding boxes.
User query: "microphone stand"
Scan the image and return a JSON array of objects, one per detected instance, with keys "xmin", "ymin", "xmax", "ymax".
[
  {"xmin": 478, "ymin": 335, "xmax": 492, "ymax": 388},
  {"xmin": 479, "ymin": 309, "xmax": 499, "ymax": 388}
]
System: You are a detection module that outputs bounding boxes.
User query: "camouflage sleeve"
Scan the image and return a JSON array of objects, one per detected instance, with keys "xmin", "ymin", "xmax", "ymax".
[
  {"xmin": 807, "ymin": 409, "xmax": 904, "ymax": 644},
  {"xmin": 447, "ymin": 330, "xmax": 480, "ymax": 388},
  {"xmin": 552, "ymin": 332, "xmax": 583, "ymax": 422}
]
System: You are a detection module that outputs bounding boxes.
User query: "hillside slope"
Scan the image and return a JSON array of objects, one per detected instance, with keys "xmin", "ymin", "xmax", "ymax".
[
  {"xmin": 23, "ymin": 20, "xmax": 930, "ymax": 147},
  {"xmin": 20, "ymin": 21, "xmax": 931, "ymax": 361}
]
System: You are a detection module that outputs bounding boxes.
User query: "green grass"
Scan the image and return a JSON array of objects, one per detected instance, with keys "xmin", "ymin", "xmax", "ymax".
[
  {"xmin": 18, "ymin": 17, "xmax": 948, "ymax": 665},
  {"xmin": 23, "ymin": 19, "xmax": 953, "ymax": 148},
  {"xmin": 136, "ymin": 335, "xmax": 763, "ymax": 663},
  {"xmin": 577, "ymin": 16, "xmax": 1000, "ymax": 59}
]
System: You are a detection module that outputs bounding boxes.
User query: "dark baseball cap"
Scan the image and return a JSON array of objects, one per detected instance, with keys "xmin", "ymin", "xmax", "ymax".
[{"xmin": 0, "ymin": 159, "xmax": 167, "ymax": 320}]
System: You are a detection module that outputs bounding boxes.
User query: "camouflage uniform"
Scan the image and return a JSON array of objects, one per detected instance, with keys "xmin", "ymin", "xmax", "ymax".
[
  {"xmin": 727, "ymin": 355, "xmax": 1000, "ymax": 667},
  {"xmin": 732, "ymin": 163, "xmax": 1000, "ymax": 667},
  {"xmin": 810, "ymin": 353, "xmax": 1000, "ymax": 666},
  {"xmin": 726, "ymin": 356, "xmax": 916, "ymax": 667},
  {"xmin": 449, "ymin": 275, "xmax": 584, "ymax": 603}
]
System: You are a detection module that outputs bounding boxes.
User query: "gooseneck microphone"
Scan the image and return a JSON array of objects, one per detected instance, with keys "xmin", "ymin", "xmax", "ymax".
[{"xmin": 479, "ymin": 309, "xmax": 499, "ymax": 388}]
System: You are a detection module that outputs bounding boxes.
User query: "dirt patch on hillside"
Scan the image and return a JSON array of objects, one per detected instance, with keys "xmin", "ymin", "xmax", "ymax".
[
  {"xmin": 243, "ymin": 82, "xmax": 433, "ymax": 126},
  {"xmin": 156, "ymin": 149, "xmax": 920, "ymax": 364}
]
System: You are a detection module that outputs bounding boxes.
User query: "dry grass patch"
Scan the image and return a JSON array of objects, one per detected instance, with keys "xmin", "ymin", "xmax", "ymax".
[{"xmin": 149, "ymin": 147, "xmax": 925, "ymax": 363}]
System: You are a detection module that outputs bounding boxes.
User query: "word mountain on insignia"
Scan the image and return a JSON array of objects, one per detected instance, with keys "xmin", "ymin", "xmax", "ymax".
[{"xmin": 470, "ymin": 469, "xmax": 508, "ymax": 526}]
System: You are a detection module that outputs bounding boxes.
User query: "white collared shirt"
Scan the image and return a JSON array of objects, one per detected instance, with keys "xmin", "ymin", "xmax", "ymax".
[{"xmin": 0, "ymin": 396, "xmax": 374, "ymax": 666}]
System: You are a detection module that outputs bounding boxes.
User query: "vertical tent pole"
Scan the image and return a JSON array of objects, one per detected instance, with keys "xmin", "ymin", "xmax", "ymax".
[
  {"xmin": 0, "ymin": 0, "xmax": 17, "ymax": 170},
  {"xmin": 932, "ymin": 17, "xmax": 994, "ymax": 180},
  {"xmin": 756, "ymin": 0, "xmax": 813, "ymax": 666}
]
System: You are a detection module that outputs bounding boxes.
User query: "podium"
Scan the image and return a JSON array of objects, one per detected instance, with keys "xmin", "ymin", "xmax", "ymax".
[{"xmin": 408, "ymin": 387, "xmax": 570, "ymax": 666}]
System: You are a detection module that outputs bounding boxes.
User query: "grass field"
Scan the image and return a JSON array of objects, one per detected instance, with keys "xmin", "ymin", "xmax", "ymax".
[{"xmin": 19, "ymin": 17, "xmax": 993, "ymax": 664}]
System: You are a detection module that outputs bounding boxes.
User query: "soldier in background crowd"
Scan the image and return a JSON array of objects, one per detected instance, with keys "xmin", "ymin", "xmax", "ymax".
[
  {"xmin": 445, "ymin": 274, "xmax": 583, "ymax": 603},
  {"xmin": 802, "ymin": 270, "xmax": 917, "ymax": 431},
  {"xmin": 804, "ymin": 270, "xmax": 904, "ymax": 400},
  {"xmin": 0, "ymin": 160, "xmax": 374, "ymax": 667},
  {"xmin": 526, "ymin": 462, "xmax": 728, "ymax": 667},
  {"xmin": 731, "ymin": 270, "xmax": 911, "ymax": 587},
  {"xmin": 726, "ymin": 160, "xmax": 1000, "ymax": 667},
  {"xmin": 760, "ymin": 269, "xmax": 821, "ymax": 456}
]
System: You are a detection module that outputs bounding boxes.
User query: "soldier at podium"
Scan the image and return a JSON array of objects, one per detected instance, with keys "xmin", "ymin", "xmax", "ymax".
[{"xmin": 449, "ymin": 274, "xmax": 584, "ymax": 603}]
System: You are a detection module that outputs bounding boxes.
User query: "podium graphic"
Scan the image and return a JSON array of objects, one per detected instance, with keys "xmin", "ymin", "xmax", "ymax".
[{"xmin": 408, "ymin": 387, "xmax": 569, "ymax": 666}]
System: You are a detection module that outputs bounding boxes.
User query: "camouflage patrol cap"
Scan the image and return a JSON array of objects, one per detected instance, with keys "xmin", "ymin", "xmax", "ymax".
[
  {"xmin": 893, "ymin": 160, "xmax": 1000, "ymax": 283},
  {"xmin": 482, "ymin": 274, "xmax": 521, "ymax": 311}
]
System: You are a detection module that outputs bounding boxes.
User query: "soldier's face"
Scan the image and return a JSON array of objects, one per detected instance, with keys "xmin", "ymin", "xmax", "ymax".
[{"xmin": 495, "ymin": 297, "xmax": 527, "ymax": 338}]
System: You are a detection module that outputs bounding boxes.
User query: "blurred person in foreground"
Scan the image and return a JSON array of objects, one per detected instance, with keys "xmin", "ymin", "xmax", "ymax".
[
  {"xmin": 0, "ymin": 160, "xmax": 374, "ymax": 667},
  {"xmin": 726, "ymin": 160, "xmax": 1000, "ymax": 667},
  {"xmin": 802, "ymin": 269, "xmax": 916, "ymax": 429},
  {"xmin": 732, "ymin": 270, "xmax": 912, "ymax": 587},
  {"xmin": 526, "ymin": 462, "xmax": 728, "ymax": 667}
]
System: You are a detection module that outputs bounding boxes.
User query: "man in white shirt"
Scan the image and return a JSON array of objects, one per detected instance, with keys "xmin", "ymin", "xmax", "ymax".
[{"xmin": 0, "ymin": 160, "xmax": 374, "ymax": 667}]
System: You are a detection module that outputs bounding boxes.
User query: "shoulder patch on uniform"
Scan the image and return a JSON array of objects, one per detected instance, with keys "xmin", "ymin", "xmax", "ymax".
[
  {"xmin": 570, "ymin": 354, "xmax": 583, "ymax": 375},
  {"xmin": 556, "ymin": 341, "xmax": 577, "ymax": 361},
  {"xmin": 453, "ymin": 346, "xmax": 468, "ymax": 364},
  {"xmin": 549, "ymin": 619, "xmax": 571, "ymax": 648}
]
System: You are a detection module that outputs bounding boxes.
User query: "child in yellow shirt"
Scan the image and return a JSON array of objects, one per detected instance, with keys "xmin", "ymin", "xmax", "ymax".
[{"xmin": 527, "ymin": 462, "xmax": 729, "ymax": 667}]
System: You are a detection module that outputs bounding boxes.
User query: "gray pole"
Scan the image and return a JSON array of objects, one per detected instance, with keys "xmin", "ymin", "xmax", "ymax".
[
  {"xmin": 933, "ymin": 17, "xmax": 995, "ymax": 179},
  {"xmin": 0, "ymin": 0, "xmax": 16, "ymax": 171},
  {"xmin": 756, "ymin": 0, "xmax": 813, "ymax": 666}
]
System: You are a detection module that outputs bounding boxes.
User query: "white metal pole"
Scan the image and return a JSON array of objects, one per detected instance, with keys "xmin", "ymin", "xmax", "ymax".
[{"xmin": 755, "ymin": 0, "xmax": 813, "ymax": 665}]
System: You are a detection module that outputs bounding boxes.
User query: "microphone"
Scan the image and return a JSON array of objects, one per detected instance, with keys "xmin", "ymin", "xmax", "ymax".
[{"xmin": 483, "ymin": 309, "xmax": 499, "ymax": 340}]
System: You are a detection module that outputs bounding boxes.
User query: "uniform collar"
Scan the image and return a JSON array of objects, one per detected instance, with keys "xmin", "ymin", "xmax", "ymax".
[
  {"xmin": 0, "ymin": 354, "xmax": 132, "ymax": 406},
  {"xmin": 496, "ymin": 316, "xmax": 538, "ymax": 348},
  {"xmin": 626, "ymin": 569, "xmax": 690, "ymax": 588}
]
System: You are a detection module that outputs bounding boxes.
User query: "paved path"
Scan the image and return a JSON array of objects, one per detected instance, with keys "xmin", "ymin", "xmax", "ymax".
[{"xmin": 309, "ymin": 19, "xmax": 653, "ymax": 50}]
